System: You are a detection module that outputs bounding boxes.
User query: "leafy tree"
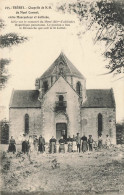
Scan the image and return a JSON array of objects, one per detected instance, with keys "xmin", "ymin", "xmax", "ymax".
[
  {"xmin": 0, "ymin": 19, "xmax": 28, "ymax": 89},
  {"xmin": 57, "ymin": 0, "xmax": 124, "ymax": 76}
]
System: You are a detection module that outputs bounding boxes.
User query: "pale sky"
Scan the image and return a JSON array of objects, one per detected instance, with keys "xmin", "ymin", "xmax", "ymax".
[{"xmin": 0, "ymin": 0, "xmax": 124, "ymax": 122}]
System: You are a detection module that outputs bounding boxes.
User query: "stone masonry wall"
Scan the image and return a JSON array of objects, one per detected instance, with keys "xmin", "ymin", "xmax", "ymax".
[
  {"xmin": 9, "ymin": 108, "xmax": 41, "ymax": 143},
  {"xmin": 81, "ymin": 108, "xmax": 116, "ymax": 144},
  {"xmin": 41, "ymin": 76, "xmax": 81, "ymax": 142}
]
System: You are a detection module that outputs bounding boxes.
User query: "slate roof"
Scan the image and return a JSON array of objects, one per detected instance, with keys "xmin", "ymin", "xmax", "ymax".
[
  {"xmin": 82, "ymin": 89, "xmax": 115, "ymax": 108},
  {"xmin": 9, "ymin": 90, "xmax": 41, "ymax": 108},
  {"xmin": 40, "ymin": 52, "xmax": 85, "ymax": 79},
  {"xmin": 9, "ymin": 89, "xmax": 115, "ymax": 108}
]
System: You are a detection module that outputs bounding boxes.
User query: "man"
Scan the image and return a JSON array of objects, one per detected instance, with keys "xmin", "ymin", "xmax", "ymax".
[
  {"xmin": 76, "ymin": 133, "xmax": 81, "ymax": 153},
  {"xmin": 8, "ymin": 136, "xmax": 16, "ymax": 154},
  {"xmin": 81, "ymin": 134, "xmax": 88, "ymax": 153},
  {"xmin": 38, "ymin": 135, "xmax": 45, "ymax": 153},
  {"xmin": 49, "ymin": 136, "xmax": 56, "ymax": 153},
  {"xmin": 88, "ymin": 135, "xmax": 94, "ymax": 151},
  {"xmin": 59, "ymin": 136, "xmax": 65, "ymax": 153}
]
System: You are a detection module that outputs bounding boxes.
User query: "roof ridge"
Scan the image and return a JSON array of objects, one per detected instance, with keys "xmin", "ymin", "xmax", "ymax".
[{"xmin": 60, "ymin": 53, "xmax": 73, "ymax": 74}]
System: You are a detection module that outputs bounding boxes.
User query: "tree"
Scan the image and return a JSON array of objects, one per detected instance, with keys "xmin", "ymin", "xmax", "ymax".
[
  {"xmin": 57, "ymin": 0, "xmax": 124, "ymax": 76},
  {"xmin": 0, "ymin": 19, "xmax": 28, "ymax": 89}
]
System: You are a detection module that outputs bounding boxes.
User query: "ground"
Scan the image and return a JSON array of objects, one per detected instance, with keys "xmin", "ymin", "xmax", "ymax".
[{"xmin": 0, "ymin": 145, "xmax": 124, "ymax": 195}]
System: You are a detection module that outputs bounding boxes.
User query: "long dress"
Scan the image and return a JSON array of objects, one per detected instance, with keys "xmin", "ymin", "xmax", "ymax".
[
  {"xmin": 72, "ymin": 138, "xmax": 77, "ymax": 152},
  {"xmin": 81, "ymin": 136, "xmax": 88, "ymax": 152},
  {"xmin": 8, "ymin": 138, "xmax": 16, "ymax": 153}
]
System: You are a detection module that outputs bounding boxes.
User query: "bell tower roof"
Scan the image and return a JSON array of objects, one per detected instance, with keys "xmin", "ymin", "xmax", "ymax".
[{"xmin": 40, "ymin": 52, "xmax": 85, "ymax": 79}]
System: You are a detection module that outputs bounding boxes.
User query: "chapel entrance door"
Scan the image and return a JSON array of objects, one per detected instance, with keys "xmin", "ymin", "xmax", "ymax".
[{"xmin": 56, "ymin": 123, "xmax": 67, "ymax": 141}]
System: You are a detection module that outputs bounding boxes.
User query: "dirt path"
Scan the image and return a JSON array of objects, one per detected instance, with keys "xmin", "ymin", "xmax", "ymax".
[{"xmin": 1, "ymin": 146, "xmax": 124, "ymax": 194}]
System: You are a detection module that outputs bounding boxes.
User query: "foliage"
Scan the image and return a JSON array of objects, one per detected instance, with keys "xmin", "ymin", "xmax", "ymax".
[
  {"xmin": 57, "ymin": 0, "xmax": 124, "ymax": 76},
  {"xmin": 0, "ymin": 120, "xmax": 9, "ymax": 144},
  {"xmin": 0, "ymin": 33, "xmax": 27, "ymax": 48},
  {"xmin": 0, "ymin": 19, "xmax": 28, "ymax": 89},
  {"xmin": 0, "ymin": 59, "xmax": 11, "ymax": 89}
]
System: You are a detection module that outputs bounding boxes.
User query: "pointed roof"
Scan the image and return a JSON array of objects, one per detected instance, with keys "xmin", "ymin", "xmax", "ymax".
[{"xmin": 40, "ymin": 52, "xmax": 85, "ymax": 79}]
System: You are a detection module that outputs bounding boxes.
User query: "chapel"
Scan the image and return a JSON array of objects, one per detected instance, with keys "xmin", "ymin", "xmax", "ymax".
[{"xmin": 9, "ymin": 52, "xmax": 116, "ymax": 144}]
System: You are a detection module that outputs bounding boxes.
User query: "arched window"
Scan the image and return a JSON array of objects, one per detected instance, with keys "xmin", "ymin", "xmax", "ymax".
[
  {"xmin": 25, "ymin": 114, "xmax": 29, "ymax": 134},
  {"xmin": 98, "ymin": 113, "xmax": 102, "ymax": 136},
  {"xmin": 43, "ymin": 81, "xmax": 48, "ymax": 93},
  {"xmin": 76, "ymin": 82, "xmax": 82, "ymax": 96}
]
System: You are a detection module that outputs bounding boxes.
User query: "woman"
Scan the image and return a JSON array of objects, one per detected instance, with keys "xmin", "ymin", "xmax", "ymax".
[
  {"xmin": 72, "ymin": 135, "xmax": 77, "ymax": 152},
  {"xmin": 81, "ymin": 135, "xmax": 88, "ymax": 153}
]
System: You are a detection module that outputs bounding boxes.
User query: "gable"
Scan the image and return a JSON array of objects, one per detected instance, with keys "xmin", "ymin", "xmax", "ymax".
[{"xmin": 43, "ymin": 76, "xmax": 79, "ymax": 99}]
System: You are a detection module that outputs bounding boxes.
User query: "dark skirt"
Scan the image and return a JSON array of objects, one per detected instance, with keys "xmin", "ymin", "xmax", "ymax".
[
  {"xmin": 22, "ymin": 141, "xmax": 29, "ymax": 153},
  {"xmin": 8, "ymin": 143, "xmax": 16, "ymax": 153},
  {"xmin": 39, "ymin": 143, "xmax": 45, "ymax": 152},
  {"xmin": 68, "ymin": 143, "xmax": 72, "ymax": 153},
  {"xmin": 59, "ymin": 144, "xmax": 65, "ymax": 153},
  {"xmin": 82, "ymin": 141, "xmax": 88, "ymax": 152},
  {"xmin": 98, "ymin": 140, "xmax": 102, "ymax": 149}
]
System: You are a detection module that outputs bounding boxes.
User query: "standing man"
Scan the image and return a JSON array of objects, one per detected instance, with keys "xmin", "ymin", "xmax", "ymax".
[
  {"xmin": 76, "ymin": 133, "xmax": 81, "ymax": 153},
  {"xmin": 38, "ymin": 135, "xmax": 45, "ymax": 153},
  {"xmin": 49, "ymin": 136, "xmax": 56, "ymax": 153},
  {"xmin": 88, "ymin": 135, "xmax": 94, "ymax": 151}
]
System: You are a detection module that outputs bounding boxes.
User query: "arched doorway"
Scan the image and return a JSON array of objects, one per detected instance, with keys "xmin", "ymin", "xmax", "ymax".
[
  {"xmin": 56, "ymin": 123, "xmax": 67, "ymax": 140},
  {"xmin": 55, "ymin": 112, "xmax": 68, "ymax": 141}
]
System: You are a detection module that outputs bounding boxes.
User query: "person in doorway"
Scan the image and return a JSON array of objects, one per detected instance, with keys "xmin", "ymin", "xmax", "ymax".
[
  {"xmin": 8, "ymin": 136, "xmax": 16, "ymax": 153},
  {"xmin": 105, "ymin": 134, "xmax": 111, "ymax": 148},
  {"xmin": 38, "ymin": 135, "xmax": 45, "ymax": 153},
  {"xmin": 88, "ymin": 135, "xmax": 94, "ymax": 151},
  {"xmin": 59, "ymin": 136, "xmax": 65, "ymax": 153},
  {"xmin": 98, "ymin": 134, "xmax": 103, "ymax": 149},
  {"xmin": 81, "ymin": 134, "xmax": 88, "ymax": 152},
  {"xmin": 49, "ymin": 136, "xmax": 57, "ymax": 153},
  {"xmin": 76, "ymin": 133, "xmax": 81, "ymax": 153},
  {"xmin": 72, "ymin": 135, "xmax": 77, "ymax": 152}
]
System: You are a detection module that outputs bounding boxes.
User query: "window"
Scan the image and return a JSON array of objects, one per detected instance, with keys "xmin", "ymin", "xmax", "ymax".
[
  {"xmin": 59, "ymin": 95, "xmax": 64, "ymax": 102},
  {"xmin": 25, "ymin": 114, "xmax": 29, "ymax": 134},
  {"xmin": 76, "ymin": 82, "xmax": 82, "ymax": 96},
  {"xmin": 43, "ymin": 81, "xmax": 48, "ymax": 93},
  {"xmin": 98, "ymin": 113, "xmax": 102, "ymax": 136}
]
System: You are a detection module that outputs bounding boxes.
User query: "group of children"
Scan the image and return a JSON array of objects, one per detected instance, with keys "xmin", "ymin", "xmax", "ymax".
[{"xmin": 8, "ymin": 133, "xmax": 111, "ymax": 154}]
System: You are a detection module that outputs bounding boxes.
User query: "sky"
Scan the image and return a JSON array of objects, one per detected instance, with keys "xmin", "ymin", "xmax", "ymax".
[{"xmin": 0, "ymin": 0, "xmax": 124, "ymax": 122}]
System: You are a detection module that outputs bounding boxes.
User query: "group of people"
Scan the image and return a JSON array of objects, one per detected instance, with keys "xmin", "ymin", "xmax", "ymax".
[{"xmin": 8, "ymin": 133, "xmax": 111, "ymax": 154}]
